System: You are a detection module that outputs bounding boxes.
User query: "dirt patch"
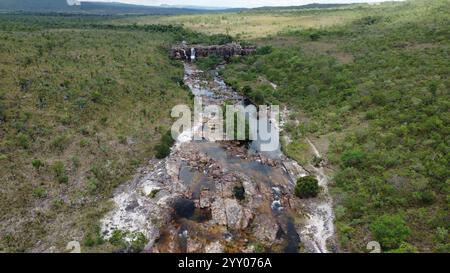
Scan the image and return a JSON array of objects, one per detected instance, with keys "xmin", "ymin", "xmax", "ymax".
[
  {"xmin": 332, "ymin": 52, "xmax": 354, "ymax": 64},
  {"xmin": 301, "ymin": 41, "xmax": 354, "ymax": 64},
  {"xmin": 406, "ymin": 43, "xmax": 439, "ymax": 50},
  {"xmin": 256, "ymin": 36, "xmax": 301, "ymax": 48},
  {"xmin": 303, "ymin": 41, "xmax": 338, "ymax": 52}
]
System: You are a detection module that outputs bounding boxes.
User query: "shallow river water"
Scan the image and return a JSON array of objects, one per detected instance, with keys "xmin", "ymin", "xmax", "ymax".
[{"xmin": 100, "ymin": 62, "xmax": 335, "ymax": 253}]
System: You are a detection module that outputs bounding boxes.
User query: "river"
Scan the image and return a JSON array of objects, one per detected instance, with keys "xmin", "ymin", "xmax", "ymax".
[{"xmin": 100, "ymin": 62, "xmax": 335, "ymax": 253}]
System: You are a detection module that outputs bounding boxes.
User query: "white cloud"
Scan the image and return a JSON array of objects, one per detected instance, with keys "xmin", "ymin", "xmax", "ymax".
[
  {"xmin": 80, "ymin": 0, "xmax": 401, "ymax": 8},
  {"xmin": 67, "ymin": 0, "xmax": 81, "ymax": 5}
]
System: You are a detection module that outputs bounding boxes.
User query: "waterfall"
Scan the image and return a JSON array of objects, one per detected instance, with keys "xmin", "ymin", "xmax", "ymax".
[
  {"xmin": 190, "ymin": 48, "xmax": 196, "ymax": 62},
  {"xmin": 181, "ymin": 49, "xmax": 187, "ymax": 60}
]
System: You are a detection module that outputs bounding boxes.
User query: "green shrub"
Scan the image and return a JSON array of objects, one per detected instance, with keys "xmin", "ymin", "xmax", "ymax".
[
  {"xmin": 31, "ymin": 159, "xmax": 43, "ymax": 169},
  {"xmin": 434, "ymin": 227, "xmax": 448, "ymax": 244},
  {"xmin": 52, "ymin": 161, "xmax": 68, "ymax": 184},
  {"xmin": 242, "ymin": 85, "xmax": 252, "ymax": 97},
  {"xmin": 79, "ymin": 139, "xmax": 90, "ymax": 148},
  {"xmin": 129, "ymin": 232, "xmax": 148, "ymax": 253},
  {"xmin": 196, "ymin": 54, "xmax": 222, "ymax": 71},
  {"xmin": 415, "ymin": 190, "xmax": 436, "ymax": 205},
  {"xmin": 386, "ymin": 242, "xmax": 418, "ymax": 253},
  {"xmin": 71, "ymin": 156, "xmax": 80, "ymax": 169},
  {"xmin": 256, "ymin": 46, "xmax": 273, "ymax": 55},
  {"xmin": 312, "ymin": 156, "xmax": 323, "ymax": 167},
  {"xmin": 32, "ymin": 187, "xmax": 47, "ymax": 198},
  {"xmin": 87, "ymin": 177, "xmax": 99, "ymax": 194},
  {"xmin": 91, "ymin": 91, "xmax": 102, "ymax": 103},
  {"xmin": 148, "ymin": 189, "xmax": 160, "ymax": 198},
  {"xmin": 154, "ymin": 130, "xmax": 174, "ymax": 159},
  {"xmin": 370, "ymin": 214, "xmax": 411, "ymax": 250},
  {"xmin": 251, "ymin": 90, "xmax": 265, "ymax": 105},
  {"xmin": 155, "ymin": 144, "xmax": 171, "ymax": 159},
  {"xmin": 309, "ymin": 33, "xmax": 321, "ymax": 41},
  {"xmin": 295, "ymin": 176, "xmax": 320, "ymax": 198},
  {"xmin": 17, "ymin": 133, "xmax": 30, "ymax": 149},
  {"xmin": 51, "ymin": 135, "xmax": 68, "ymax": 152},
  {"xmin": 109, "ymin": 229, "xmax": 128, "ymax": 248},
  {"xmin": 118, "ymin": 135, "xmax": 127, "ymax": 144},
  {"xmin": 357, "ymin": 16, "xmax": 383, "ymax": 26},
  {"xmin": 341, "ymin": 150, "xmax": 365, "ymax": 168},
  {"xmin": 109, "ymin": 230, "xmax": 147, "ymax": 253},
  {"xmin": 83, "ymin": 226, "xmax": 103, "ymax": 247}
]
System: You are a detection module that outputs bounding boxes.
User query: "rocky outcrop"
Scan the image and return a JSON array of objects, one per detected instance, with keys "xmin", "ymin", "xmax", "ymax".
[
  {"xmin": 171, "ymin": 42, "xmax": 256, "ymax": 61},
  {"xmin": 205, "ymin": 241, "xmax": 224, "ymax": 253},
  {"xmin": 101, "ymin": 62, "xmax": 336, "ymax": 254}
]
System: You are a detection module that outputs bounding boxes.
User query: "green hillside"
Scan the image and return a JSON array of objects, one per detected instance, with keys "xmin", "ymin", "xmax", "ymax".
[
  {"xmin": 0, "ymin": 15, "xmax": 194, "ymax": 252},
  {"xmin": 221, "ymin": 0, "xmax": 449, "ymax": 252},
  {"xmin": 0, "ymin": 0, "xmax": 448, "ymax": 253},
  {"xmin": 0, "ymin": 0, "xmax": 77, "ymax": 12}
]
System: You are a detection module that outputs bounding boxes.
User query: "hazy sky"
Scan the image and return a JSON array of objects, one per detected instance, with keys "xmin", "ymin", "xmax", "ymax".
[{"xmin": 81, "ymin": 0, "xmax": 400, "ymax": 8}]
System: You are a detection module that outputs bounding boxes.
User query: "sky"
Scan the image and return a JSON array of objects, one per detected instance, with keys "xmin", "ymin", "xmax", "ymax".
[{"xmin": 80, "ymin": 0, "xmax": 400, "ymax": 8}]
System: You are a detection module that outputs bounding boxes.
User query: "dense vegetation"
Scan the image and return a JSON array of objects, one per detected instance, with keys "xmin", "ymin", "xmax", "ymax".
[
  {"xmin": 0, "ymin": 0, "xmax": 448, "ymax": 254},
  {"xmin": 0, "ymin": 13, "xmax": 233, "ymax": 45},
  {"xmin": 115, "ymin": 7, "xmax": 361, "ymax": 40},
  {"xmin": 295, "ymin": 176, "xmax": 320, "ymax": 198},
  {"xmin": 0, "ymin": 13, "xmax": 197, "ymax": 252},
  {"xmin": 221, "ymin": 0, "xmax": 449, "ymax": 252}
]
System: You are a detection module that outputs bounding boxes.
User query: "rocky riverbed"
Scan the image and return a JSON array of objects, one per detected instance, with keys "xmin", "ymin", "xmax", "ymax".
[{"xmin": 100, "ymin": 62, "xmax": 335, "ymax": 253}]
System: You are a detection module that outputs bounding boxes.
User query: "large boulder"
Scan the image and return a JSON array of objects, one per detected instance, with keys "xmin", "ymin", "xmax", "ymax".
[{"xmin": 210, "ymin": 197, "xmax": 253, "ymax": 229}]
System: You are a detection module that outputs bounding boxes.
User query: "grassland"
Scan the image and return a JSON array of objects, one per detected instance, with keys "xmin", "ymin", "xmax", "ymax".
[
  {"xmin": 0, "ymin": 15, "xmax": 194, "ymax": 252},
  {"xmin": 219, "ymin": 0, "xmax": 449, "ymax": 252},
  {"xmin": 0, "ymin": 0, "xmax": 448, "ymax": 253},
  {"xmin": 111, "ymin": 7, "xmax": 364, "ymax": 40}
]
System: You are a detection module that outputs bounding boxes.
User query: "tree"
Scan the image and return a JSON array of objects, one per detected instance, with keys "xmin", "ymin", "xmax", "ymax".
[
  {"xmin": 252, "ymin": 90, "xmax": 265, "ymax": 105},
  {"xmin": 370, "ymin": 214, "xmax": 411, "ymax": 250},
  {"xmin": 340, "ymin": 149, "xmax": 365, "ymax": 168},
  {"xmin": 295, "ymin": 176, "xmax": 320, "ymax": 198}
]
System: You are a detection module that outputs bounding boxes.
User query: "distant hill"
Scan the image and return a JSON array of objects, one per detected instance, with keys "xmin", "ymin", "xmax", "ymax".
[
  {"xmin": 0, "ymin": 0, "xmax": 79, "ymax": 12},
  {"xmin": 159, "ymin": 4, "xmax": 243, "ymax": 11},
  {"xmin": 0, "ymin": 1, "xmax": 347, "ymax": 15},
  {"xmin": 0, "ymin": 0, "xmax": 242, "ymax": 15},
  {"xmin": 79, "ymin": 2, "xmax": 239, "ymax": 15},
  {"xmin": 253, "ymin": 3, "xmax": 352, "ymax": 11}
]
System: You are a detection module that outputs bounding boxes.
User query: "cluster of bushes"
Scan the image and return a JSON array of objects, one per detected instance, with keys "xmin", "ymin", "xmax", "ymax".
[
  {"xmin": 0, "ymin": 13, "xmax": 192, "ymax": 252},
  {"xmin": 109, "ymin": 229, "xmax": 148, "ymax": 253},
  {"xmin": 195, "ymin": 54, "xmax": 222, "ymax": 71},
  {"xmin": 242, "ymin": 85, "xmax": 265, "ymax": 106},
  {"xmin": 154, "ymin": 130, "xmax": 175, "ymax": 159},
  {"xmin": 0, "ymin": 13, "xmax": 232, "ymax": 46},
  {"xmin": 222, "ymin": 0, "xmax": 450, "ymax": 252},
  {"xmin": 370, "ymin": 214, "xmax": 411, "ymax": 250}
]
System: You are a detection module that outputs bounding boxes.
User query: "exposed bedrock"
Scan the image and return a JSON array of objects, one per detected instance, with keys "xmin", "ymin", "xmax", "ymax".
[{"xmin": 170, "ymin": 42, "xmax": 256, "ymax": 60}]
